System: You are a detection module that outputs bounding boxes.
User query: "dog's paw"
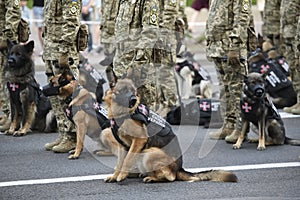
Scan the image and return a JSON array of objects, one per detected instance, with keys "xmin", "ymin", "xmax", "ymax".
[
  {"xmin": 116, "ymin": 172, "xmax": 128, "ymax": 182},
  {"xmin": 4, "ymin": 130, "xmax": 13, "ymax": 135},
  {"xmin": 104, "ymin": 176, "xmax": 118, "ymax": 183},
  {"xmin": 233, "ymin": 144, "xmax": 242, "ymax": 149},
  {"xmin": 143, "ymin": 176, "xmax": 156, "ymax": 183},
  {"xmin": 68, "ymin": 154, "xmax": 79, "ymax": 159},
  {"xmin": 13, "ymin": 131, "xmax": 27, "ymax": 137},
  {"xmin": 257, "ymin": 145, "xmax": 266, "ymax": 151}
]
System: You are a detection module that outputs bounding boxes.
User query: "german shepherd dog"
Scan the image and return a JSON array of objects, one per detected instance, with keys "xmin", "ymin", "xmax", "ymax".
[
  {"xmin": 233, "ymin": 72, "xmax": 300, "ymax": 150},
  {"xmin": 5, "ymin": 41, "xmax": 52, "ymax": 136},
  {"xmin": 104, "ymin": 79, "xmax": 237, "ymax": 183},
  {"xmin": 43, "ymin": 71, "xmax": 119, "ymax": 159}
]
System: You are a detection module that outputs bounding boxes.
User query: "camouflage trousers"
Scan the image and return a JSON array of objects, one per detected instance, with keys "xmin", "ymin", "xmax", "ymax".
[
  {"xmin": 154, "ymin": 49, "xmax": 178, "ymax": 110},
  {"xmin": 44, "ymin": 60, "xmax": 79, "ymax": 134},
  {"xmin": 0, "ymin": 51, "xmax": 10, "ymax": 117},
  {"xmin": 213, "ymin": 58, "xmax": 247, "ymax": 131},
  {"xmin": 113, "ymin": 47, "xmax": 156, "ymax": 108},
  {"xmin": 285, "ymin": 40, "xmax": 300, "ymax": 100}
]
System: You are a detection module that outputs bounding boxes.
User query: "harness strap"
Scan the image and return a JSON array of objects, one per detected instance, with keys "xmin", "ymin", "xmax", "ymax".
[{"xmin": 110, "ymin": 118, "xmax": 130, "ymax": 151}]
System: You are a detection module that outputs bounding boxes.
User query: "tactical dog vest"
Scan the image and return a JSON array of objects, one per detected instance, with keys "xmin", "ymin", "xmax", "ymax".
[
  {"xmin": 240, "ymin": 96, "xmax": 281, "ymax": 126},
  {"xmin": 249, "ymin": 59, "xmax": 292, "ymax": 93},
  {"xmin": 110, "ymin": 104, "xmax": 173, "ymax": 150},
  {"xmin": 65, "ymin": 88, "xmax": 110, "ymax": 130}
]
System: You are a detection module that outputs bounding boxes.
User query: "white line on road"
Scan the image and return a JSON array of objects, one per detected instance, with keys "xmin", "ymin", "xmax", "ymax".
[{"xmin": 1, "ymin": 162, "xmax": 299, "ymax": 187}]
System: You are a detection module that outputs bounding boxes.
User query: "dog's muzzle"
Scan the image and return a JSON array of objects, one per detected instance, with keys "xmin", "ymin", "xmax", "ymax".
[
  {"xmin": 114, "ymin": 91, "xmax": 137, "ymax": 108},
  {"xmin": 7, "ymin": 57, "xmax": 16, "ymax": 67},
  {"xmin": 253, "ymin": 85, "xmax": 265, "ymax": 97},
  {"xmin": 42, "ymin": 83, "xmax": 60, "ymax": 96},
  {"xmin": 42, "ymin": 79, "xmax": 72, "ymax": 96}
]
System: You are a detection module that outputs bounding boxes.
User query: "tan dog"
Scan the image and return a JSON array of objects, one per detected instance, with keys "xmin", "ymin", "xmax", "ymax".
[
  {"xmin": 233, "ymin": 73, "xmax": 300, "ymax": 150},
  {"xmin": 48, "ymin": 71, "xmax": 119, "ymax": 159},
  {"xmin": 104, "ymin": 79, "xmax": 237, "ymax": 183}
]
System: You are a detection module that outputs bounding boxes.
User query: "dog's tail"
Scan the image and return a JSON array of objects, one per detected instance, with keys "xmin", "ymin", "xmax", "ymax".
[
  {"xmin": 177, "ymin": 168, "xmax": 238, "ymax": 182},
  {"xmin": 285, "ymin": 137, "xmax": 300, "ymax": 146}
]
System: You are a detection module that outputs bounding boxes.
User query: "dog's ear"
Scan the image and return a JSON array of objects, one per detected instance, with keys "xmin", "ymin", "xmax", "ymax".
[
  {"xmin": 237, "ymin": 73, "xmax": 248, "ymax": 83},
  {"xmin": 6, "ymin": 40, "xmax": 16, "ymax": 51},
  {"xmin": 24, "ymin": 40, "xmax": 34, "ymax": 53}
]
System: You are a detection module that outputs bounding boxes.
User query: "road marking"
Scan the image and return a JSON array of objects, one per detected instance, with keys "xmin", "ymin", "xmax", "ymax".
[{"xmin": 0, "ymin": 162, "xmax": 299, "ymax": 187}]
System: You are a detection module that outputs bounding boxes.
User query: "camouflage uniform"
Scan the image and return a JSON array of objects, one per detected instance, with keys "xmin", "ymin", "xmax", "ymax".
[
  {"xmin": 0, "ymin": 0, "xmax": 21, "ymax": 131},
  {"xmin": 281, "ymin": 0, "xmax": 300, "ymax": 114},
  {"xmin": 99, "ymin": 0, "xmax": 120, "ymax": 88},
  {"xmin": 154, "ymin": 0, "xmax": 182, "ymax": 116},
  {"xmin": 43, "ymin": 0, "xmax": 82, "ymax": 152},
  {"xmin": 206, "ymin": 0, "xmax": 254, "ymax": 141},
  {"xmin": 113, "ymin": 0, "xmax": 160, "ymax": 108},
  {"xmin": 263, "ymin": 0, "xmax": 282, "ymax": 52}
]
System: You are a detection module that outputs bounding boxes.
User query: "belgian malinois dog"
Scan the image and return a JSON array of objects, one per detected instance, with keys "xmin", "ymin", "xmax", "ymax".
[
  {"xmin": 104, "ymin": 79, "xmax": 238, "ymax": 183},
  {"xmin": 233, "ymin": 72, "xmax": 300, "ymax": 150}
]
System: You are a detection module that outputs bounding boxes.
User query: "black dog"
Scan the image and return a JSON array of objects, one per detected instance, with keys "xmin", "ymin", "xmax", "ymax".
[
  {"xmin": 5, "ymin": 41, "xmax": 54, "ymax": 135},
  {"xmin": 233, "ymin": 72, "xmax": 300, "ymax": 150}
]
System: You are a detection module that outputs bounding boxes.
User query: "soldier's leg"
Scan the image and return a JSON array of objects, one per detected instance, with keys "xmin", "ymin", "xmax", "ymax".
[
  {"xmin": 224, "ymin": 61, "xmax": 247, "ymax": 143},
  {"xmin": 156, "ymin": 50, "xmax": 178, "ymax": 117},
  {"xmin": 0, "ymin": 52, "xmax": 11, "ymax": 131},
  {"xmin": 52, "ymin": 57, "xmax": 79, "ymax": 153},
  {"xmin": 209, "ymin": 58, "xmax": 235, "ymax": 139},
  {"xmin": 283, "ymin": 41, "xmax": 300, "ymax": 114},
  {"xmin": 44, "ymin": 60, "xmax": 76, "ymax": 152}
]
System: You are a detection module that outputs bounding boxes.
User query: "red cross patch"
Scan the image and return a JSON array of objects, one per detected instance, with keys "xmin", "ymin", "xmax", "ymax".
[
  {"xmin": 138, "ymin": 105, "xmax": 148, "ymax": 116},
  {"xmin": 93, "ymin": 102, "xmax": 100, "ymax": 110},
  {"xmin": 85, "ymin": 64, "xmax": 93, "ymax": 71},
  {"xmin": 260, "ymin": 64, "xmax": 270, "ymax": 74},
  {"xmin": 10, "ymin": 83, "xmax": 19, "ymax": 91},
  {"xmin": 242, "ymin": 102, "xmax": 252, "ymax": 113},
  {"xmin": 200, "ymin": 101, "xmax": 210, "ymax": 111}
]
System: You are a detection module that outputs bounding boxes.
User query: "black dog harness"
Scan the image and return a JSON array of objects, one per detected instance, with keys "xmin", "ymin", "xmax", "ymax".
[
  {"xmin": 110, "ymin": 104, "xmax": 173, "ymax": 151},
  {"xmin": 65, "ymin": 87, "xmax": 110, "ymax": 130},
  {"xmin": 240, "ymin": 96, "xmax": 281, "ymax": 126},
  {"xmin": 7, "ymin": 79, "xmax": 40, "ymax": 106}
]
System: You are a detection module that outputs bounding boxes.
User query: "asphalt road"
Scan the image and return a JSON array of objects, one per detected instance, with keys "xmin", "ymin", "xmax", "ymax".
[{"xmin": 1, "ymin": 112, "xmax": 300, "ymax": 200}]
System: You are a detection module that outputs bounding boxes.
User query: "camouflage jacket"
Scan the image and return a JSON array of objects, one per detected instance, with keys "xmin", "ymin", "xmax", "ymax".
[
  {"xmin": 43, "ymin": 0, "xmax": 82, "ymax": 60},
  {"xmin": 100, "ymin": 0, "xmax": 120, "ymax": 44},
  {"xmin": 263, "ymin": 0, "xmax": 281, "ymax": 36},
  {"xmin": 206, "ymin": 0, "xmax": 252, "ymax": 60},
  {"xmin": 0, "ymin": 0, "xmax": 21, "ymax": 44},
  {"xmin": 280, "ymin": 0, "xmax": 300, "ymax": 39},
  {"xmin": 115, "ymin": 0, "xmax": 160, "ymax": 51}
]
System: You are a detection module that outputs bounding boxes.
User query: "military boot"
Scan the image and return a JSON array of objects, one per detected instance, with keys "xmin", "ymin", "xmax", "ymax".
[
  {"xmin": 291, "ymin": 103, "xmax": 300, "ymax": 115},
  {"xmin": 52, "ymin": 132, "xmax": 76, "ymax": 153},
  {"xmin": 44, "ymin": 133, "xmax": 64, "ymax": 151},
  {"xmin": 208, "ymin": 124, "xmax": 234, "ymax": 140},
  {"xmin": 225, "ymin": 129, "xmax": 241, "ymax": 143}
]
